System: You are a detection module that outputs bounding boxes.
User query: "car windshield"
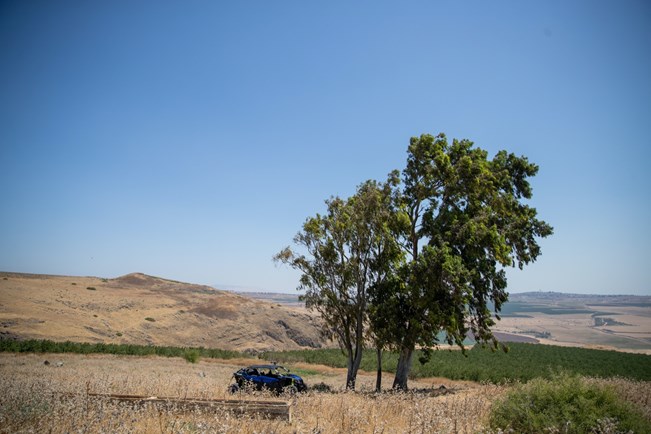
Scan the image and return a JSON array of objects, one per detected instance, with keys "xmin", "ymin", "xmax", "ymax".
[{"xmin": 251, "ymin": 365, "xmax": 289, "ymax": 376}]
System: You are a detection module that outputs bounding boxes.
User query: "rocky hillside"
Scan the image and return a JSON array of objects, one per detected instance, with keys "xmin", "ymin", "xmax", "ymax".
[{"xmin": 0, "ymin": 272, "xmax": 328, "ymax": 353}]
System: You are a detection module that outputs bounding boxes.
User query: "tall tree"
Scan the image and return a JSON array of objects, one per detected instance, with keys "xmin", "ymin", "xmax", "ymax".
[
  {"xmin": 385, "ymin": 133, "xmax": 553, "ymax": 390},
  {"xmin": 274, "ymin": 176, "xmax": 400, "ymax": 390}
]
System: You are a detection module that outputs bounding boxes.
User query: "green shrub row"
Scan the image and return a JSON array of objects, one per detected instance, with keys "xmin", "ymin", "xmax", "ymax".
[
  {"xmin": 262, "ymin": 343, "xmax": 651, "ymax": 383},
  {"xmin": 0, "ymin": 339, "xmax": 242, "ymax": 361}
]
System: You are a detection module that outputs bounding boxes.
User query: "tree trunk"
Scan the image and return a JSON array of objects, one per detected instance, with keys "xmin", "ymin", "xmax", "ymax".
[
  {"xmin": 345, "ymin": 342, "xmax": 364, "ymax": 390},
  {"xmin": 345, "ymin": 299, "xmax": 366, "ymax": 390},
  {"xmin": 346, "ymin": 368, "xmax": 356, "ymax": 390},
  {"xmin": 346, "ymin": 352, "xmax": 355, "ymax": 390},
  {"xmin": 375, "ymin": 346, "xmax": 382, "ymax": 393},
  {"xmin": 392, "ymin": 346, "xmax": 414, "ymax": 391}
]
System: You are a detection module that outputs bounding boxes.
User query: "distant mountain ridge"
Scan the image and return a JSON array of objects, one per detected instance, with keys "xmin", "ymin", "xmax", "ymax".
[
  {"xmin": 509, "ymin": 291, "xmax": 651, "ymax": 305},
  {"xmin": 234, "ymin": 292, "xmax": 303, "ymax": 307}
]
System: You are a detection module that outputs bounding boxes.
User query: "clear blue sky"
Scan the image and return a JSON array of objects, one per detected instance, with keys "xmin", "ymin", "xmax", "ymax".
[{"xmin": 1, "ymin": 1, "xmax": 649, "ymax": 295}]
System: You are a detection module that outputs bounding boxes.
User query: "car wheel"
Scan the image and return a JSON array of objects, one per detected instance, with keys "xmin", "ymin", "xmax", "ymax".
[
  {"xmin": 283, "ymin": 385, "xmax": 298, "ymax": 395},
  {"xmin": 228, "ymin": 383, "xmax": 240, "ymax": 394}
]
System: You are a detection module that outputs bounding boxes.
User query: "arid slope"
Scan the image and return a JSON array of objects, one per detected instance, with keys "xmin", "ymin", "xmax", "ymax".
[{"xmin": 0, "ymin": 272, "xmax": 327, "ymax": 352}]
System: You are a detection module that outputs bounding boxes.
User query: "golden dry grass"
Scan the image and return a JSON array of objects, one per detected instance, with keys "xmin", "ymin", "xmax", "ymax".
[
  {"xmin": 2, "ymin": 352, "xmax": 650, "ymax": 433},
  {"xmin": 584, "ymin": 377, "xmax": 651, "ymax": 422},
  {"xmin": 0, "ymin": 352, "xmax": 501, "ymax": 433}
]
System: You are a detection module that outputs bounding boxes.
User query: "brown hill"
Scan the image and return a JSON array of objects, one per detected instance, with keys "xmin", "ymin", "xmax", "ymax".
[{"xmin": 0, "ymin": 271, "xmax": 328, "ymax": 353}]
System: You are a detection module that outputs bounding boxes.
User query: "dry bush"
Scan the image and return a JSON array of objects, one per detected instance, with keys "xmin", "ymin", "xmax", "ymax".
[{"xmin": 586, "ymin": 377, "xmax": 651, "ymax": 422}]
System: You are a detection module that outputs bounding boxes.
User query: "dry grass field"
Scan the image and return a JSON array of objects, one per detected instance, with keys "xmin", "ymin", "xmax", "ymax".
[
  {"xmin": 2, "ymin": 352, "xmax": 649, "ymax": 433},
  {"xmin": 0, "ymin": 352, "xmax": 503, "ymax": 433},
  {"xmin": 0, "ymin": 272, "xmax": 327, "ymax": 352}
]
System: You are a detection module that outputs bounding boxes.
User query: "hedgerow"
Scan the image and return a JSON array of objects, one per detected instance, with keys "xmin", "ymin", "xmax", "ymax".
[{"xmin": 0, "ymin": 339, "xmax": 241, "ymax": 360}]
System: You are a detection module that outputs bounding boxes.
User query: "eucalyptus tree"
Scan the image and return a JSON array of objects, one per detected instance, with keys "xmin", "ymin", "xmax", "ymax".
[
  {"xmin": 274, "ymin": 175, "xmax": 400, "ymax": 390},
  {"xmin": 384, "ymin": 133, "xmax": 553, "ymax": 390}
]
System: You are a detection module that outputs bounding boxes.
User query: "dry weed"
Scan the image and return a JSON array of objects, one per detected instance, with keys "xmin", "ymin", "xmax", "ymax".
[
  {"xmin": 0, "ymin": 352, "xmax": 504, "ymax": 433},
  {"xmin": 585, "ymin": 376, "xmax": 651, "ymax": 422},
  {"xmin": 5, "ymin": 353, "xmax": 648, "ymax": 433}
]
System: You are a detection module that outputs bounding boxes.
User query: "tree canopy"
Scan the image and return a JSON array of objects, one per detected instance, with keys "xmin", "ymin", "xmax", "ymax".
[
  {"xmin": 276, "ymin": 132, "xmax": 553, "ymax": 391},
  {"xmin": 380, "ymin": 133, "xmax": 553, "ymax": 389},
  {"xmin": 274, "ymin": 176, "xmax": 400, "ymax": 389}
]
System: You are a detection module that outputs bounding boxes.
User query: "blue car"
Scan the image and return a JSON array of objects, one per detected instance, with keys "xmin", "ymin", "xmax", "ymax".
[{"xmin": 229, "ymin": 364, "xmax": 307, "ymax": 394}]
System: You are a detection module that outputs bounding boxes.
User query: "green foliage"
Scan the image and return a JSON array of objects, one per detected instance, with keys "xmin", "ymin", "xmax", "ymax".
[
  {"xmin": 182, "ymin": 349, "xmax": 200, "ymax": 363},
  {"xmin": 86, "ymin": 287, "xmax": 96, "ymax": 290},
  {"xmin": 290, "ymin": 367, "xmax": 321, "ymax": 377},
  {"xmin": 372, "ymin": 133, "xmax": 552, "ymax": 389},
  {"xmin": 488, "ymin": 373, "xmax": 651, "ymax": 433},
  {"xmin": 276, "ymin": 133, "xmax": 554, "ymax": 391},
  {"xmin": 262, "ymin": 343, "xmax": 651, "ymax": 383},
  {"xmin": 144, "ymin": 317, "xmax": 155, "ymax": 322},
  {"xmin": 0, "ymin": 339, "xmax": 242, "ymax": 361},
  {"xmin": 594, "ymin": 317, "xmax": 628, "ymax": 327},
  {"xmin": 275, "ymin": 176, "xmax": 402, "ymax": 389},
  {"xmin": 276, "ymin": 133, "xmax": 554, "ymax": 390}
]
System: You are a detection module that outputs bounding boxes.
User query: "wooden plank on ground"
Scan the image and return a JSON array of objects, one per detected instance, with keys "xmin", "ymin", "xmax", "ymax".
[{"xmin": 71, "ymin": 393, "xmax": 293, "ymax": 421}]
